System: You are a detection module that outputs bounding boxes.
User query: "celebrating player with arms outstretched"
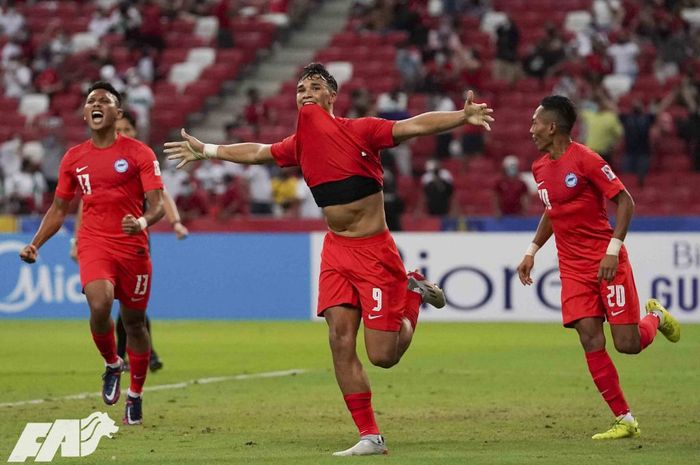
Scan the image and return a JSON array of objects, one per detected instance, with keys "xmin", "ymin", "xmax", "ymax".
[
  {"xmin": 165, "ymin": 63, "xmax": 493, "ymax": 455},
  {"xmin": 19, "ymin": 82, "xmax": 164, "ymax": 425},
  {"xmin": 517, "ymin": 95, "xmax": 680, "ymax": 440}
]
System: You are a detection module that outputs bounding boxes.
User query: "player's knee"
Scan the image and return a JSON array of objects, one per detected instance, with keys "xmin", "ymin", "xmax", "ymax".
[
  {"xmin": 87, "ymin": 297, "xmax": 112, "ymax": 316},
  {"xmin": 368, "ymin": 353, "xmax": 398, "ymax": 369},
  {"xmin": 328, "ymin": 330, "xmax": 355, "ymax": 352},
  {"xmin": 614, "ymin": 340, "xmax": 641, "ymax": 354},
  {"xmin": 578, "ymin": 333, "xmax": 605, "ymax": 352}
]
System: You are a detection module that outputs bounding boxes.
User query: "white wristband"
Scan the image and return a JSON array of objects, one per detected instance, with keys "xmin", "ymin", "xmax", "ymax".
[
  {"xmin": 525, "ymin": 242, "xmax": 540, "ymax": 256},
  {"xmin": 606, "ymin": 238, "xmax": 623, "ymax": 256},
  {"xmin": 203, "ymin": 143, "xmax": 219, "ymax": 159},
  {"xmin": 136, "ymin": 216, "xmax": 148, "ymax": 231}
]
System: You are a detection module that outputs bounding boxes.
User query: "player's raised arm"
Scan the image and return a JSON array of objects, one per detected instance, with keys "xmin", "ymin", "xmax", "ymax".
[
  {"xmin": 164, "ymin": 129, "xmax": 273, "ymax": 168},
  {"xmin": 392, "ymin": 90, "xmax": 494, "ymax": 143},
  {"xmin": 516, "ymin": 212, "xmax": 554, "ymax": 285},
  {"xmin": 20, "ymin": 197, "xmax": 71, "ymax": 263}
]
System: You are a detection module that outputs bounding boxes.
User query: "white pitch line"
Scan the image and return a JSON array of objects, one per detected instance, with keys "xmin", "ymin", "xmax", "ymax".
[{"xmin": 0, "ymin": 369, "xmax": 307, "ymax": 408}]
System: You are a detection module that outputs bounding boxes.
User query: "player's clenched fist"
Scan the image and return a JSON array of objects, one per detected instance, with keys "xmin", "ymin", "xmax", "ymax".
[
  {"xmin": 122, "ymin": 214, "xmax": 146, "ymax": 235},
  {"xmin": 19, "ymin": 244, "xmax": 38, "ymax": 263}
]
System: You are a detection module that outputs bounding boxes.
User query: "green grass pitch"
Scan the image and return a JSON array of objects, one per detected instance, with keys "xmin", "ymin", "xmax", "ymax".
[{"xmin": 1, "ymin": 321, "xmax": 698, "ymax": 464}]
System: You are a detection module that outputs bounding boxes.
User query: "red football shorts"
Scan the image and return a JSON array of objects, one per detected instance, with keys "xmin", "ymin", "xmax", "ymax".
[
  {"xmin": 78, "ymin": 246, "xmax": 152, "ymax": 311},
  {"xmin": 317, "ymin": 229, "xmax": 408, "ymax": 331},
  {"xmin": 560, "ymin": 254, "xmax": 640, "ymax": 327}
]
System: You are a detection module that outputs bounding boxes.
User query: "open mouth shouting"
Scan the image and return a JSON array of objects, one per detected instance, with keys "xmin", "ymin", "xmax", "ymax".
[{"xmin": 91, "ymin": 110, "xmax": 104, "ymax": 124}]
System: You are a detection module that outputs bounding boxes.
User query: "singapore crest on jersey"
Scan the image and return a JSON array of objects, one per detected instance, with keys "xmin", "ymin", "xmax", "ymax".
[
  {"xmin": 114, "ymin": 159, "xmax": 129, "ymax": 173},
  {"xmin": 564, "ymin": 172, "xmax": 578, "ymax": 188}
]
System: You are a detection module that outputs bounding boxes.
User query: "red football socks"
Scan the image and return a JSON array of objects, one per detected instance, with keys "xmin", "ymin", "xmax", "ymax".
[
  {"xmin": 585, "ymin": 349, "xmax": 630, "ymax": 417},
  {"xmin": 91, "ymin": 322, "xmax": 118, "ymax": 365},
  {"xmin": 638, "ymin": 313, "xmax": 660, "ymax": 350},
  {"xmin": 344, "ymin": 392, "xmax": 380, "ymax": 436},
  {"xmin": 126, "ymin": 348, "xmax": 151, "ymax": 395},
  {"xmin": 404, "ymin": 290, "xmax": 423, "ymax": 329}
]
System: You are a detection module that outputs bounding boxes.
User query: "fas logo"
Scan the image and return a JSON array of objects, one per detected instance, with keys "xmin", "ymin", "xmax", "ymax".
[{"xmin": 8, "ymin": 412, "xmax": 118, "ymax": 462}]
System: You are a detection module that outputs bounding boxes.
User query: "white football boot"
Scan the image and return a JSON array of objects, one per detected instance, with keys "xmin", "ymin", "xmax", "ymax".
[{"xmin": 332, "ymin": 435, "xmax": 388, "ymax": 456}]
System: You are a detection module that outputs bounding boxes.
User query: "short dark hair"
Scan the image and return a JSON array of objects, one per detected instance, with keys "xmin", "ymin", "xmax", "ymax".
[
  {"xmin": 87, "ymin": 81, "xmax": 122, "ymax": 106},
  {"xmin": 120, "ymin": 110, "xmax": 137, "ymax": 128},
  {"xmin": 540, "ymin": 95, "xmax": 577, "ymax": 134},
  {"xmin": 299, "ymin": 63, "xmax": 338, "ymax": 92}
]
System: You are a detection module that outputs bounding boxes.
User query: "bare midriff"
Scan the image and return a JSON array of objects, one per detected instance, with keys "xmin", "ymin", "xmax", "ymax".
[{"xmin": 322, "ymin": 192, "xmax": 387, "ymax": 237}]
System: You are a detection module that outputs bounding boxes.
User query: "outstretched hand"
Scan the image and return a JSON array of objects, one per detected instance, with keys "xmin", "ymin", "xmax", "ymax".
[
  {"xmin": 164, "ymin": 129, "xmax": 207, "ymax": 169},
  {"xmin": 463, "ymin": 90, "xmax": 494, "ymax": 131}
]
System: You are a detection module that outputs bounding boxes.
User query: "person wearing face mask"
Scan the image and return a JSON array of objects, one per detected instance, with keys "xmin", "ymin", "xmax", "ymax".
[{"xmin": 494, "ymin": 155, "xmax": 529, "ymax": 217}]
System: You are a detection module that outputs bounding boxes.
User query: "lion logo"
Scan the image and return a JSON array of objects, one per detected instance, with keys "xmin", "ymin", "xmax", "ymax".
[{"xmin": 80, "ymin": 412, "xmax": 119, "ymax": 456}]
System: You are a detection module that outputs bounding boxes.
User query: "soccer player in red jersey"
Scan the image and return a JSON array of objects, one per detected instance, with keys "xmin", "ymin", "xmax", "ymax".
[
  {"xmin": 165, "ymin": 63, "xmax": 494, "ymax": 455},
  {"xmin": 516, "ymin": 95, "xmax": 681, "ymax": 440},
  {"xmin": 19, "ymin": 82, "xmax": 165, "ymax": 425},
  {"xmin": 70, "ymin": 110, "xmax": 187, "ymax": 373}
]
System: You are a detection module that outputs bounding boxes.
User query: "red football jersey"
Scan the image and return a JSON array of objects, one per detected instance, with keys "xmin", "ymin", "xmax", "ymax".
[
  {"xmin": 270, "ymin": 103, "xmax": 396, "ymax": 187},
  {"xmin": 55, "ymin": 135, "xmax": 163, "ymax": 258},
  {"xmin": 532, "ymin": 141, "xmax": 625, "ymax": 278}
]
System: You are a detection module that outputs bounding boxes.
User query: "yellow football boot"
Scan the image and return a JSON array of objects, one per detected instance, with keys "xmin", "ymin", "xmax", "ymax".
[
  {"xmin": 592, "ymin": 418, "xmax": 641, "ymax": 440},
  {"xmin": 646, "ymin": 299, "xmax": 681, "ymax": 342}
]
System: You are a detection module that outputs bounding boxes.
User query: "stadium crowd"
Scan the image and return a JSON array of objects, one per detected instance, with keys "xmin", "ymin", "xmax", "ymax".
[{"xmin": 2, "ymin": 0, "xmax": 700, "ymax": 222}]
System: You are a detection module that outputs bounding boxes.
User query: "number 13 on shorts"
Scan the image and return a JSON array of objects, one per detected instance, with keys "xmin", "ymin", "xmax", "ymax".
[{"xmin": 134, "ymin": 274, "xmax": 149, "ymax": 296}]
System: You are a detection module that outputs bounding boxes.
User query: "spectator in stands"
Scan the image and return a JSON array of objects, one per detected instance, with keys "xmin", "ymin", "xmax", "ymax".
[
  {"xmin": 457, "ymin": 46, "xmax": 483, "ymax": 91},
  {"xmin": 677, "ymin": 109, "xmax": 700, "ymax": 171},
  {"xmin": 523, "ymin": 22, "xmax": 566, "ymax": 80},
  {"xmin": 381, "ymin": 152, "xmax": 403, "ymax": 231},
  {"xmin": 395, "ymin": 41, "xmax": 423, "ymax": 92},
  {"xmin": 0, "ymin": 2, "xmax": 25, "ymax": 38},
  {"xmin": 376, "ymin": 87, "xmax": 410, "ymax": 120},
  {"xmin": 428, "ymin": 89, "xmax": 456, "ymax": 158},
  {"xmin": 345, "ymin": 87, "xmax": 376, "ymax": 118},
  {"xmin": 244, "ymin": 165, "xmax": 274, "ymax": 215},
  {"xmin": 493, "ymin": 15, "xmax": 521, "ymax": 84},
  {"xmin": 271, "ymin": 167, "xmax": 301, "ymax": 216},
  {"xmin": 584, "ymin": 38, "xmax": 614, "ymax": 85},
  {"xmin": 294, "ymin": 179, "xmax": 322, "ymax": 219},
  {"xmin": 216, "ymin": 174, "xmax": 248, "ymax": 219},
  {"xmin": 607, "ymin": 29, "xmax": 640, "ymax": 81},
  {"xmin": 5, "ymin": 157, "xmax": 47, "ymax": 215},
  {"xmin": 392, "ymin": 0, "xmax": 428, "ymax": 46},
  {"xmin": 2, "ymin": 33, "xmax": 23, "ymax": 66},
  {"xmin": 89, "ymin": 6, "xmax": 117, "ymax": 39},
  {"xmin": 421, "ymin": 159, "xmax": 453, "ymax": 216},
  {"xmin": 592, "ymin": 0, "xmax": 624, "ymax": 32},
  {"xmin": 551, "ymin": 67, "xmax": 587, "ymax": 101},
  {"xmin": 40, "ymin": 127, "xmax": 66, "ymax": 193},
  {"xmin": 0, "ymin": 133, "xmax": 22, "ymax": 183},
  {"xmin": 48, "ymin": 27, "xmax": 73, "ymax": 63},
  {"xmin": 175, "ymin": 178, "xmax": 209, "ymax": 222},
  {"xmin": 100, "ymin": 63, "xmax": 126, "ymax": 94},
  {"xmin": 653, "ymin": 21, "xmax": 689, "ymax": 82},
  {"xmin": 620, "ymin": 98, "xmax": 655, "ymax": 186},
  {"xmin": 124, "ymin": 70, "xmax": 154, "ymax": 141},
  {"xmin": 111, "ymin": 0, "xmax": 142, "ymax": 47},
  {"xmin": 243, "ymin": 87, "xmax": 275, "ymax": 134},
  {"xmin": 580, "ymin": 91, "xmax": 624, "ymax": 167},
  {"xmin": 194, "ymin": 159, "xmax": 229, "ymax": 199},
  {"xmin": 213, "ymin": 0, "xmax": 235, "ymax": 49},
  {"xmin": 494, "ymin": 155, "xmax": 529, "ymax": 217},
  {"xmin": 3, "ymin": 56, "xmax": 32, "ymax": 98},
  {"xmin": 138, "ymin": 0, "xmax": 165, "ymax": 51}
]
